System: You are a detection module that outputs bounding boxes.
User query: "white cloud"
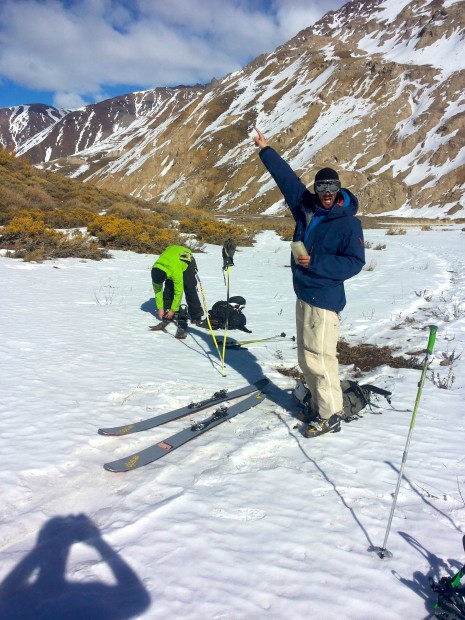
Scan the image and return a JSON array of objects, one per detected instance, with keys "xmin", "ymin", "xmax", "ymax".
[
  {"xmin": 0, "ymin": 0, "xmax": 346, "ymax": 104},
  {"xmin": 274, "ymin": 0, "xmax": 342, "ymax": 40},
  {"xmin": 53, "ymin": 91, "xmax": 87, "ymax": 110}
]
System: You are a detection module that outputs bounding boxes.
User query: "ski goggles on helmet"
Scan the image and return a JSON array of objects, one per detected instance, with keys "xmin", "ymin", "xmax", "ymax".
[{"xmin": 315, "ymin": 180, "xmax": 341, "ymax": 194}]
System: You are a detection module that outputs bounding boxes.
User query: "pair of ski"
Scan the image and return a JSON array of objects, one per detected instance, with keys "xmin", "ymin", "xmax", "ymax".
[{"xmin": 99, "ymin": 378, "xmax": 269, "ymax": 472}]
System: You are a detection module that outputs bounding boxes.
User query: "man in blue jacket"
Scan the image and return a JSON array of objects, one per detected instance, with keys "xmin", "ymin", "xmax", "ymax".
[{"xmin": 253, "ymin": 127, "xmax": 365, "ymax": 437}]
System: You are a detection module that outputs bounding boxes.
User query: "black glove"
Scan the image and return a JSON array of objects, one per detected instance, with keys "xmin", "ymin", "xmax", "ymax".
[{"xmin": 222, "ymin": 239, "xmax": 236, "ymax": 270}]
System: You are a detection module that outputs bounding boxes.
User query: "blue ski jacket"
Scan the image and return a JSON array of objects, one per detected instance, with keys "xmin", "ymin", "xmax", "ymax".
[{"xmin": 259, "ymin": 146, "xmax": 365, "ymax": 312}]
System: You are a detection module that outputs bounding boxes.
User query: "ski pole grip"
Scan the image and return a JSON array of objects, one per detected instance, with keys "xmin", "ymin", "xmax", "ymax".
[{"xmin": 426, "ymin": 325, "xmax": 438, "ymax": 354}]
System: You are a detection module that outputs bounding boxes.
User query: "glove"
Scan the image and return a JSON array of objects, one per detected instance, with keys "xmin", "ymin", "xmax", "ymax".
[{"xmin": 222, "ymin": 239, "xmax": 236, "ymax": 270}]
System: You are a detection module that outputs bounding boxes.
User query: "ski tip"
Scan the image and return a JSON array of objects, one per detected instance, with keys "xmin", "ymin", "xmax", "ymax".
[
  {"xmin": 103, "ymin": 462, "xmax": 130, "ymax": 473},
  {"xmin": 98, "ymin": 424, "xmax": 135, "ymax": 436}
]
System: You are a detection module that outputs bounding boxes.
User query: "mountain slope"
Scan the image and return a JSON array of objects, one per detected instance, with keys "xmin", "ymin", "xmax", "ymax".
[
  {"xmin": 0, "ymin": 104, "xmax": 68, "ymax": 151},
  {"xmin": 2, "ymin": 0, "xmax": 464, "ymax": 218}
]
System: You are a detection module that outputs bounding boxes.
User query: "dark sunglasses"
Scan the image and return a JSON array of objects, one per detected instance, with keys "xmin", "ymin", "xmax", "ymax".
[{"xmin": 315, "ymin": 180, "xmax": 341, "ymax": 194}]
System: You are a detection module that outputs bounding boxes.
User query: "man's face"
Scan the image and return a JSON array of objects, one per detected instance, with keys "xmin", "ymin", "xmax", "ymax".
[
  {"xmin": 317, "ymin": 191, "xmax": 338, "ymax": 210},
  {"xmin": 315, "ymin": 179, "xmax": 341, "ymax": 210}
]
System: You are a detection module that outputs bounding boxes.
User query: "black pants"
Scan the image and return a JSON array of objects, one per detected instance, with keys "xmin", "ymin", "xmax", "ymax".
[{"xmin": 154, "ymin": 263, "xmax": 203, "ymax": 320}]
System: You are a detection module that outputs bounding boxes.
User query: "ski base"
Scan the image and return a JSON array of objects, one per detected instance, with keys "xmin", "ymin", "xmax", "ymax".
[{"xmin": 104, "ymin": 390, "xmax": 267, "ymax": 472}]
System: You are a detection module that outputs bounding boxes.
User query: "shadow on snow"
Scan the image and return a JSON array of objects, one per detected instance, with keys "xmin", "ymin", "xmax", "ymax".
[{"xmin": 0, "ymin": 513, "xmax": 151, "ymax": 620}]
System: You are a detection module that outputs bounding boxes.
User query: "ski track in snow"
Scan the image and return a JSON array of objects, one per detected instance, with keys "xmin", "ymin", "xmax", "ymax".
[{"xmin": 0, "ymin": 227, "xmax": 464, "ymax": 619}]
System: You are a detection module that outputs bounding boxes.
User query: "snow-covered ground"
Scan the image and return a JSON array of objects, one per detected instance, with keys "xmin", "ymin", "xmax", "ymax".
[{"xmin": 1, "ymin": 227, "xmax": 464, "ymax": 619}]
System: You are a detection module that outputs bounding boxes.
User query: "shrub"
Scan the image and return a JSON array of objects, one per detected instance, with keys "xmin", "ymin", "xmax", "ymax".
[
  {"xmin": 11, "ymin": 231, "xmax": 109, "ymax": 262},
  {"xmin": 363, "ymin": 259, "xmax": 377, "ymax": 271},
  {"xmin": 386, "ymin": 227, "xmax": 407, "ymax": 235},
  {"xmin": 87, "ymin": 214, "xmax": 182, "ymax": 252},
  {"xmin": 43, "ymin": 208, "xmax": 96, "ymax": 228},
  {"xmin": 23, "ymin": 185, "xmax": 56, "ymax": 210},
  {"xmin": 178, "ymin": 217, "xmax": 243, "ymax": 245},
  {"xmin": 1, "ymin": 212, "xmax": 47, "ymax": 240},
  {"xmin": 0, "ymin": 186, "xmax": 30, "ymax": 215},
  {"xmin": 0, "ymin": 211, "xmax": 109, "ymax": 261},
  {"xmin": 108, "ymin": 203, "xmax": 165, "ymax": 227}
]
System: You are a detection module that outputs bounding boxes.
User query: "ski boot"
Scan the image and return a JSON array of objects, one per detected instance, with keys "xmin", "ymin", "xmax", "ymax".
[{"xmin": 175, "ymin": 305, "xmax": 189, "ymax": 339}]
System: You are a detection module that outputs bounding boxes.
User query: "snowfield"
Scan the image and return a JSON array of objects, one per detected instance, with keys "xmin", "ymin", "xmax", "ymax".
[{"xmin": 1, "ymin": 227, "xmax": 464, "ymax": 619}]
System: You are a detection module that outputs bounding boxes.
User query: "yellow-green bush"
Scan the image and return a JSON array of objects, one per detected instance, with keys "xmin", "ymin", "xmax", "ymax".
[
  {"xmin": 43, "ymin": 208, "xmax": 96, "ymax": 228},
  {"xmin": 88, "ymin": 214, "xmax": 182, "ymax": 253},
  {"xmin": 2, "ymin": 212, "xmax": 48, "ymax": 239},
  {"xmin": 179, "ymin": 217, "xmax": 243, "ymax": 245},
  {"xmin": 0, "ymin": 211, "xmax": 109, "ymax": 261}
]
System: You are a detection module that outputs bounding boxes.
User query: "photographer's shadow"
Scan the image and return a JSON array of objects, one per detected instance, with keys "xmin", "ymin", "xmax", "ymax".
[{"xmin": 0, "ymin": 514, "xmax": 151, "ymax": 620}]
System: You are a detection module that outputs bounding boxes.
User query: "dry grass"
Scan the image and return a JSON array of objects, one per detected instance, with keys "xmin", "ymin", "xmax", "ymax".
[{"xmin": 276, "ymin": 339, "xmax": 423, "ymax": 379}]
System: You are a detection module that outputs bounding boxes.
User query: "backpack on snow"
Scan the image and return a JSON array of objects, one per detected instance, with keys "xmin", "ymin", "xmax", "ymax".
[
  {"xmin": 293, "ymin": 379, "xmax": 392, "ymax": 420},
  {"xmin": 207, "ymin": 296, "xmax": 251, "ymax": 333}
]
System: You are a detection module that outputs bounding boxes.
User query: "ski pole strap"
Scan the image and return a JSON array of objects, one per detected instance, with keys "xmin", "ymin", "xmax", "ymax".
[{"xmin": 222, "ymin": 239, "xmax": 236, "ymax": 270}]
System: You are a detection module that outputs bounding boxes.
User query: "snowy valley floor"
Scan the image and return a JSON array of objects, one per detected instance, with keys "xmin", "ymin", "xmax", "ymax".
[{"xmin": 1, "ymin": 227, "xmax": 464, "ymax": 619}]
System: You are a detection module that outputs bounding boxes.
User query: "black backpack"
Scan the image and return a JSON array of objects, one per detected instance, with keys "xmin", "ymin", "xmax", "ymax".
[
  {"xmin": 207, "ymin": 296, "xmax": 251, "ymax": 333},
  {"xmin": 341, "ymin": 380, "xmax": 371, "ymax": 419},
  {"xmin": 293, "ymin": 379, "xmax": 392, "ymax": 420}
]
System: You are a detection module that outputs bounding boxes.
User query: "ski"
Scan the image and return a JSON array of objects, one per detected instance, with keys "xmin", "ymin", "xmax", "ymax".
[
  {"xmin": 98, "ymin": 378, "xmax": 269, "ymax": 436},
  {"xmin": 103, "ymin": 390, "xmax": 267, "ymax": 472}
]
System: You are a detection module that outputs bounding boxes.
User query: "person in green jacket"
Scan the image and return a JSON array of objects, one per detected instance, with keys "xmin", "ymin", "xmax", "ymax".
[{"xmin": 151, "ymin": 246, "xmax": 203, "ymax": 324}]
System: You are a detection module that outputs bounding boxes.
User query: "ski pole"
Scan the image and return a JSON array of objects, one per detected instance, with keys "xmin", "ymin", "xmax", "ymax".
[
  {"xmin": 220, "ymin": 239, "xmax": 236, "ymax": 377},
  {"xmin": 218, "ymin": 333, "xmax": 295, "ymax": 348},
  {"xmin": 232, "ymin": 333, "xmax": 293, "ymax": 346},
  {"xmin": 220, "ymin": 265, "xmax": 231, "ymax": 376},
  {"xmin": 196, "ymin": 274, "xmax": 222, "ymax": 366},
  {"xmin": 375, "ymin": 325, "xmax": 438, "ymax": 559}
]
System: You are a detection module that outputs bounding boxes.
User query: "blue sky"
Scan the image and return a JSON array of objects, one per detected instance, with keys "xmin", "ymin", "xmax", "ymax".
[{"xmin": 0, "ymin": 0, "xmax": 346, "ymax": 110}]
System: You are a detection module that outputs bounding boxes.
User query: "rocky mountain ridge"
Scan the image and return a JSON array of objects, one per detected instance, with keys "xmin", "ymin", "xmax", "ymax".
[{"xmin": 1, "ymin": 0, "xmax": 464, "ymax": 219}]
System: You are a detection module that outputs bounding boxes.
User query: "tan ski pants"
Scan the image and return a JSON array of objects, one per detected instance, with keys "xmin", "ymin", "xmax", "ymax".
[{"xmin": 296, "ymin": 299, "xmax": 343, "ymax": 419}]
